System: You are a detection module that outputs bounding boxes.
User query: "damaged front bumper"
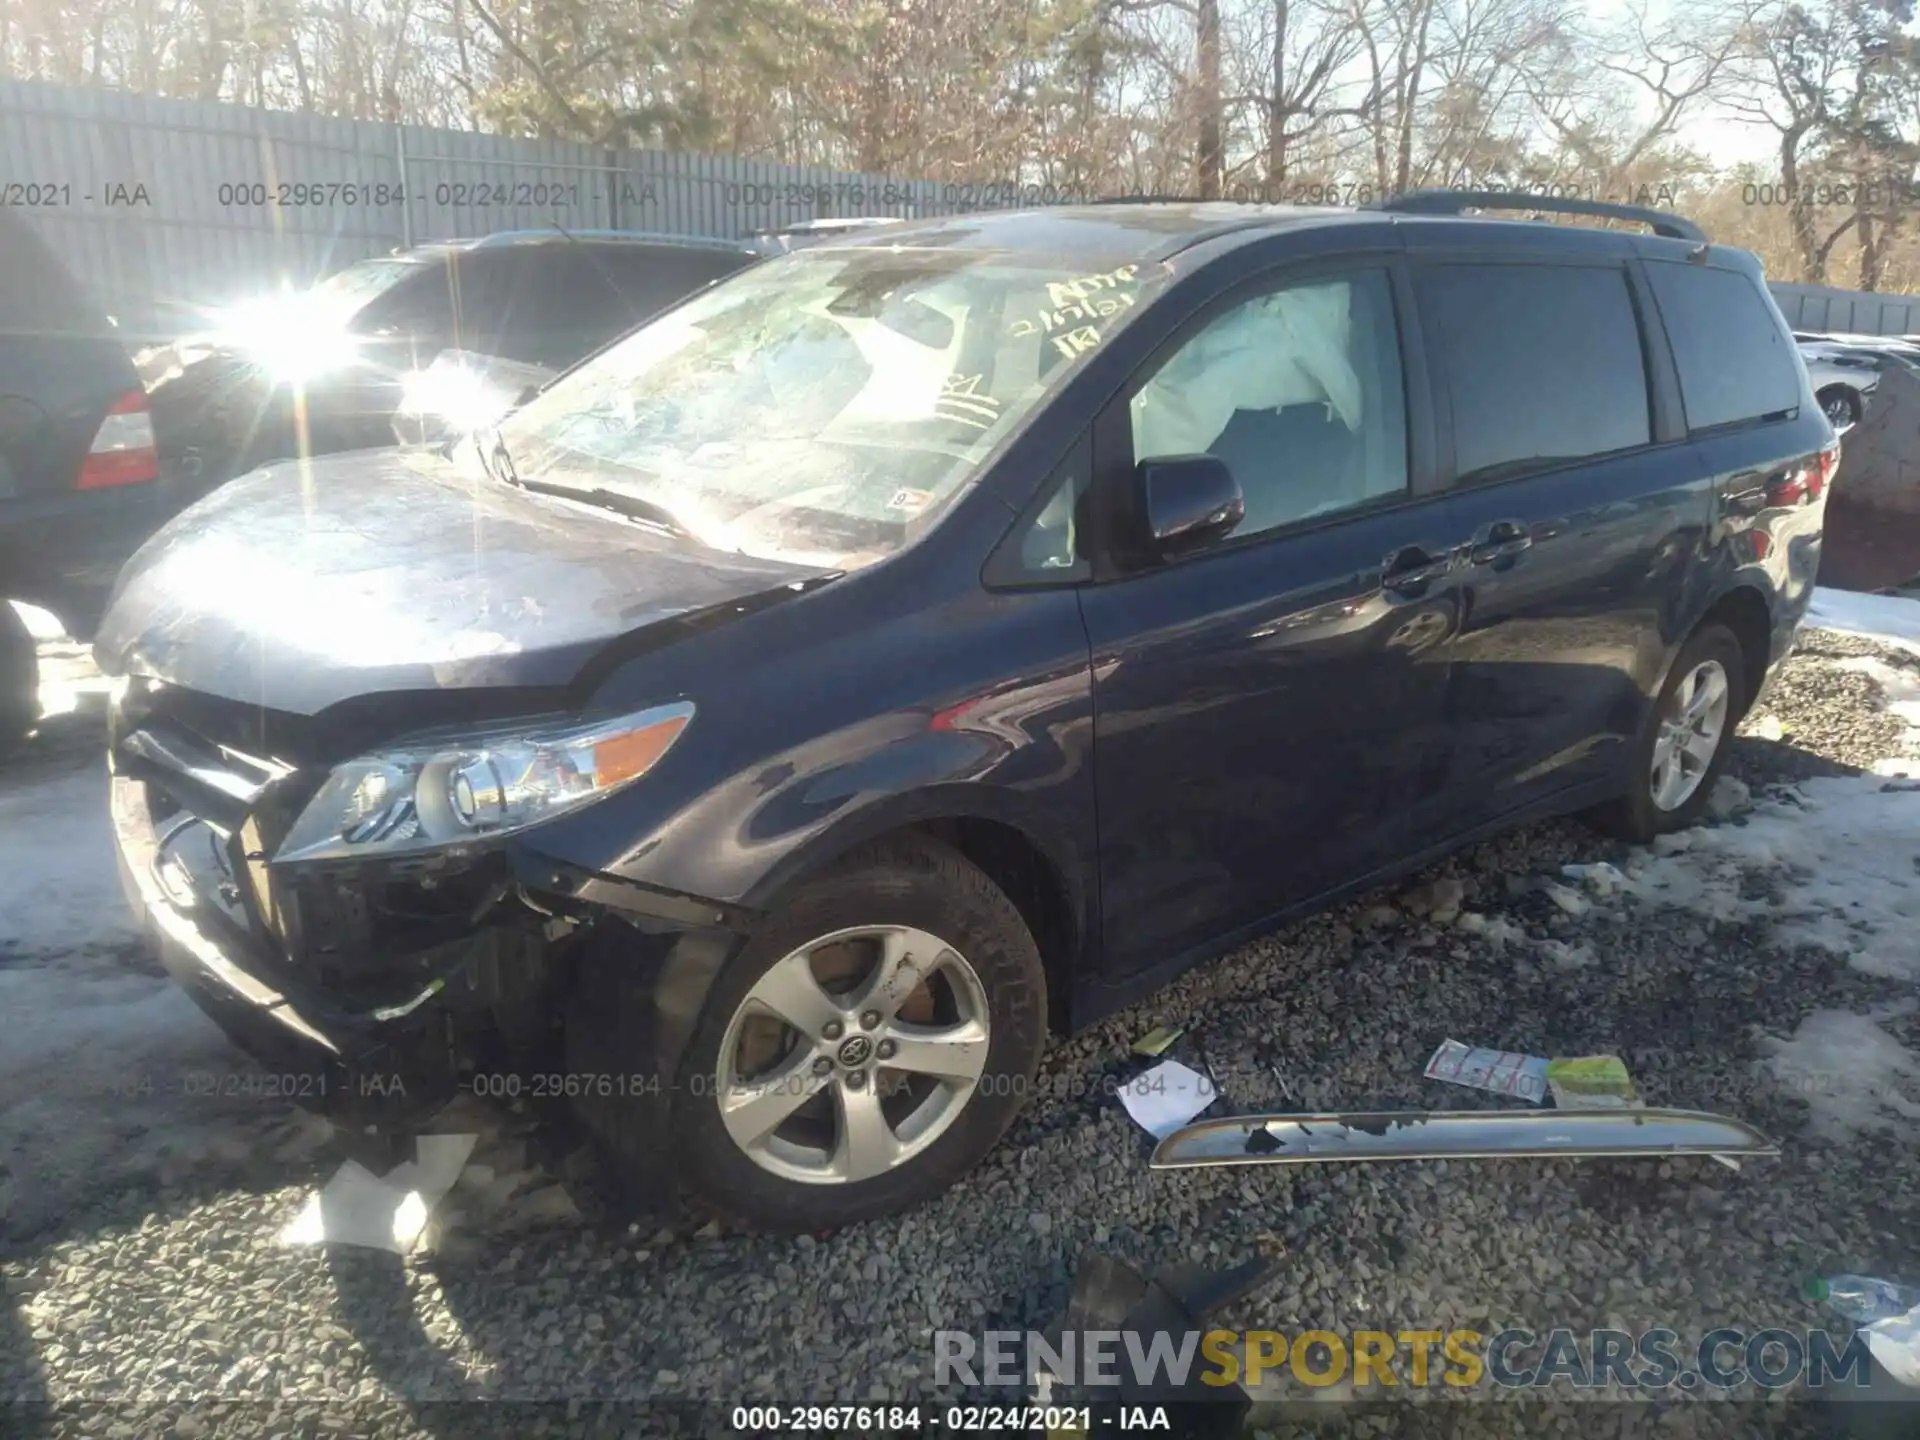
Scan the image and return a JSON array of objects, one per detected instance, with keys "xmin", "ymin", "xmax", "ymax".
[
  {"xmin": 106, "ymin": 705, "xmax": 751, "ymax": 1204},
  {"xmin": 110, "ymin": 767, "xmax": 502, "ymax": 1137}
]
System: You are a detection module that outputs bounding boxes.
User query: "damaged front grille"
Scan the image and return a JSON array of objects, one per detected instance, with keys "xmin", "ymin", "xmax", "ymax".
[{"xmin": 112, "ymin": 681, "xmax": 519, "ymax": 1008}]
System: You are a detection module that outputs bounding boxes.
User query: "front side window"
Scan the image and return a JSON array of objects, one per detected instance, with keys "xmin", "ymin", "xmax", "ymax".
[
  {"xmin": 312, "ymin": 258, "xmax": 422, "ymax": 323},
  {"xmin": 1129, "ymin": 269, "xmax": 1409, "ymax": 537},
  {"xmin": 494, "ymin": 248, "xmax": 1168, "ymax": 568},
  {"xmin": 1419, "ymin": 262, "xmax": 1651, "ymax": 482}
]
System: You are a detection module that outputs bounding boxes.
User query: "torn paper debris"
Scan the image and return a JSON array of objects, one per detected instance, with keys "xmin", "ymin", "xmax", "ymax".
[
  {"xmin": 1424, "ymin": 1039, "xmax": 1549, "ymax": 1103},
  {"xmin": 1119, "ymin": 1059, "xmax": 1219, "ymax": 1138}
]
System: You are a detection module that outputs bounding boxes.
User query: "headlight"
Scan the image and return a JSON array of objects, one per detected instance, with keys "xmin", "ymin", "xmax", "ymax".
[
  {"xmin": 256, "ymin": 327, "xmax": 361, "ymax": 385},
  {"xmin": 274, "ymin": 702, "xmax": 694, "ymax": 864},
  {"xmin": 398, "ymin": 364, "xmax": 510, "ymax": 434}
]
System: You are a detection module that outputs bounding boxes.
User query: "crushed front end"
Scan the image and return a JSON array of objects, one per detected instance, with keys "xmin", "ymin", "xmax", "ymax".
[{"xmin": 103, "ymin": 678, "xmax": 725, "ymax": 1207}]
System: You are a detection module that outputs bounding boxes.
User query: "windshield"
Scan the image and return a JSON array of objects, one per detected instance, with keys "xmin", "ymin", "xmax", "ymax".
[{"xmin": 492, "ymin": 247, "xmax": 1168, "ymax": 567}]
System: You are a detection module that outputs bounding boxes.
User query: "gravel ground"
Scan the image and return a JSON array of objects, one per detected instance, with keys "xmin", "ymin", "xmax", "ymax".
[{"xmin": 4, "ymin": 622, "xmax": 1920, "ymax": 1439}]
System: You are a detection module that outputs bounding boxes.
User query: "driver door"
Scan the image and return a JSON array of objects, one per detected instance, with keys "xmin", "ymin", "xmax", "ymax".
[{"xmin": 1077, "ymin": 260, "xmax": 1463, "ymax": 978}]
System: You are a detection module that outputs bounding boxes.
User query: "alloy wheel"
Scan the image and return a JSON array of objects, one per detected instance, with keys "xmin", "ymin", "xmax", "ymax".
[
  {"xmin": 713, "ymin": 924, "xmax": 992, "ymax": 1185},
  {"xmin": 1649, "ymin": 658, "xmax": 1730, "ymax": 811}
]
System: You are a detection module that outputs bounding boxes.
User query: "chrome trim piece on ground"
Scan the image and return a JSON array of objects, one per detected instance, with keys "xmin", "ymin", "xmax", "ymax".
[{"xmin": 1148, "ymin": 1108, "xmax": 1779, "ymax": 1169}]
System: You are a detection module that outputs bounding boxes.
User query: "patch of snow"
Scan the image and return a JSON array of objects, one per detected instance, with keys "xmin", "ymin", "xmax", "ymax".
[
  {"xmin": 1454, "ymin": 911, "xmax": 1529, "ymax": 947},
  {"xmin": 1838, "ymin": 656, "xmax": 1920, "ymax": 762},
  {"xmin": 1537, "ymin": 938, "xmax": 1595, "ymax": 971},
  {"xmin": 1758, "ymin": 1009, "xmax": 1920, "ymax": 1141},
  {"xmin": 1806, "ymin": 587, "xmax": 1920, "ymax": 657},
  {"xmin": 1562, "ymin": 861, "xmax": 1627, "ymax": 898},
  {"xmin": 1621, "ymin": 777, "xmax": 1920, "ymax": 981},
  {"xmin": 0, "ymin": 761, "xmax": 279, "ymax": 1233},
  {"xmin": 1541, "ymin": 881, "xmax": 1591, "ymax": 917},
  {"xmin": 1705, "ymin": 774, "xmax": 1752, "ymax": 820},
  {"xmin": 0, "ymin": 764, "xmax": 140, "ymax": 963}
]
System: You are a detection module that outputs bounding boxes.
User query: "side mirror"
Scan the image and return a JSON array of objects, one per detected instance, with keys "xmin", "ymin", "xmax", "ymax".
[{"xmin": 1138, "ymin": 455, "xmax": 1245, "ymax": 559}]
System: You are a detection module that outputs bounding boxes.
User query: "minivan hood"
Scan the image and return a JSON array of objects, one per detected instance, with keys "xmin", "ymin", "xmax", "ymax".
[{"xmin": 94, "ymin": 448, "xmax": 828, "ymax": 714}]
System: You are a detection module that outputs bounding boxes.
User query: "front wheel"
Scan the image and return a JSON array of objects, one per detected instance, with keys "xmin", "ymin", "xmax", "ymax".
[
  {"xmin": 1587, "ymin": 622, "xmax": 1746, "ymax": 842},
  {"xmin": 1818, "ymin": 385, "xmax": 1863, "ymax": 433},
  {"xmin": 0, "ymin": 603, "xmax": 38, "ymax": 761},
  {"xmin": 662, "ymin": 838, "xmax": 1048, "ymax": 1232}
]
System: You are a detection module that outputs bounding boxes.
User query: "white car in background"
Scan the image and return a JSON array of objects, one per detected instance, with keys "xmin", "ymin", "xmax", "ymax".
[{"xmin": 1793, "ymin": 332, "xmax": 1920, "ymax": 431}]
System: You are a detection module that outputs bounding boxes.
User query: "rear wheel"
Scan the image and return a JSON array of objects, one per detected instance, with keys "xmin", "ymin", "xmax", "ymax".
[
  {"xmin": 0, "ymin": 603, "xmax": 38, "ymax": 761},
  {"xmin": 1588, "ymin": 622, "xmax": 1745, "ymax": 842},
  {"xmin": 651, "ymin": 838, "xmax": 1047, "ymax": 1232}
]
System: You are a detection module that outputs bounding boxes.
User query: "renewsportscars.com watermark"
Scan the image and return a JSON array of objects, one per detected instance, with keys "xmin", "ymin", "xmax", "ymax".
[{"xmin": 934, "ymin": 1326, "xmax": 1875, "ymax": 1392}]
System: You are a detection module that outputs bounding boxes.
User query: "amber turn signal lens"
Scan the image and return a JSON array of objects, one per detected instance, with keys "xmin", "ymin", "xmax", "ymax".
[{"xmin": 594, "ymin": 714, "xmax": 690, "ymax": 787}]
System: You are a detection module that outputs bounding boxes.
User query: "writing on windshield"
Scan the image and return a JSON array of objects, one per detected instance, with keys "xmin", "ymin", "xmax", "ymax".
[{"xmin": 496, "ymin": 249, "xmax": 1165, "ymax": 568}]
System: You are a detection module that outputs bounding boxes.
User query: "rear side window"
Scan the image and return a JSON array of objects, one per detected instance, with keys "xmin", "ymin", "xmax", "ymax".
[
  {"xmin": 1418, "ymin": 263, "xmax": 1651, "ymax": 484},
  {"xmin": 359, "ymin": 261, "xmax": 457, "ymax": 336},
  {"xmin": 595, "ymin": 247, "xmax": 756, "ymax": 321},
  {"xmin": 1645, "ymin": 261, "xmax": 1802, "ymax": 431}
]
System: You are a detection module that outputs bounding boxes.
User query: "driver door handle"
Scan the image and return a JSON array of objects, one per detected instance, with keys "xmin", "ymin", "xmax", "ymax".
[
  {"xmin": 1468, "ymin": 519, "xmax": 1534, "ymax": 564},
  {"xmin": 1383, "ymin": 546, "xmax": 1450, "ymax": 594}
]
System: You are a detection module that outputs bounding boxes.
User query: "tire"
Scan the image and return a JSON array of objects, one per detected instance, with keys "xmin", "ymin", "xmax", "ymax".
[
  {"xmin": 597, "ymin": 837, "xmax": 1047, "ymax": 1234},
  {"xmin": 1587, "ymin": 622, "xmax": 1746, "ymax": 843},
  {"xmin": 1818, "ymin": 385, "xmax": 1863, "ymax": 432},
  {"xmin": 0, "ymin": 603, "xmax": 38, "ymax": 762}
]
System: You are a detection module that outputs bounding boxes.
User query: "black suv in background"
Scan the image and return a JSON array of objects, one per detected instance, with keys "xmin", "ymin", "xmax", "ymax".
[
  {"xmin": 142, "ymin": 230, "xmax": 759, "ymax": 503},
  {"xmin": 99, "ymin": 193, "xmax": 1832, "ymax": 1231},
  {"xmin": 1, "ymin": 207, "xmax": 167, "ymax": 755}
]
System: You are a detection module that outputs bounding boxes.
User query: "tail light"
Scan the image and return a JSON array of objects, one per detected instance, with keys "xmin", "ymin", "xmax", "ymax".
[
  {"xmin": 1764, "ymin": 439, "xmax": 1842, "ymax": 509},
  {"xmin": 76, "ymin": 389, "xmax": 160, "ymax": 490},
  {"xmin": 1808, "ymin": 437, "xmax": 1841, "ymax": 502}
]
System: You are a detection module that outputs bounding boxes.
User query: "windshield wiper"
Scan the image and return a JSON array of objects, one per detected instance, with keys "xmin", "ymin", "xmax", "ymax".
[
  {"xmin": 475, "ymin": 424, "xmax": 519, "ymax": 483},
  {"xmin": 516, "ymin": 473, "xmax": 695, "ymax": 539},
  {"xmin": 474, "ymin": 423, "xmax": 695, "ymax": 539}
]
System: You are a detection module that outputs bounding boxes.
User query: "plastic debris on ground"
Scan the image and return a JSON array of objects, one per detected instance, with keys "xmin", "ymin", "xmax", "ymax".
[
  {"xmin": 1130, "ymin": 1024, "xmax": 1185, "ymax": 1057},
  {"xmin": 1809, "ymin": 1275, "xmax": 1920, "ymax": 1389},
  {"xmin": 1866, "ymin": 1305, "xmax": 1920, "ymax": 1388},
  {"xmin": 1809, "ymin": 1274, "xmax": 1920, "ymax": 1325},
  {"xmin": 280, "ymin": 1132, "xmax": 477, "ymax": 1254},
  {"xmin": 1544, "ymin": 1055, "xmax": 1642, "ymax": 1108}
]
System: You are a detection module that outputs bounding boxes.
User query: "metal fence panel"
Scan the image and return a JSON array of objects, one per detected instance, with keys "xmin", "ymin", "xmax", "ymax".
[
  {"xmin": 2, "ymin": 78, "xmax": 1086, "ymax": 340},
  {"xmin": 1770, "ymin": 282, "xmax": 1920, "ymax": 338}
]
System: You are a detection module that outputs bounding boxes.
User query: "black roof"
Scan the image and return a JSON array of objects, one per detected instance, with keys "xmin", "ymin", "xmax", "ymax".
[
  {"xmin": 400, "ymin": 229, "xmax": 757, "ymax": 259},
  {"xmin": 812, "ymin": 202, "xmax": 1359, "ymax": 262},
  {"xmin": 808, "ymin": 196, "xmax": 1726, "ymax": 266}
]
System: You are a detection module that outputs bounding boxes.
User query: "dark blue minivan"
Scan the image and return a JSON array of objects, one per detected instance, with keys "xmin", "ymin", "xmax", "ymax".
[{"xmin": 95, "ymin": 192, "xmax": 1835, "ymax": 1230}]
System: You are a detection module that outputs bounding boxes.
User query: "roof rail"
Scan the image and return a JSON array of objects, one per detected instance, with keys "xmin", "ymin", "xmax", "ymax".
[
  {"xmin": 465, "ymin": 227, "xmax": 753, "ymax": 253},
  {"xmin": 1369, "ymin": 189, "xmax": 1707, "ymax": 243}
]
